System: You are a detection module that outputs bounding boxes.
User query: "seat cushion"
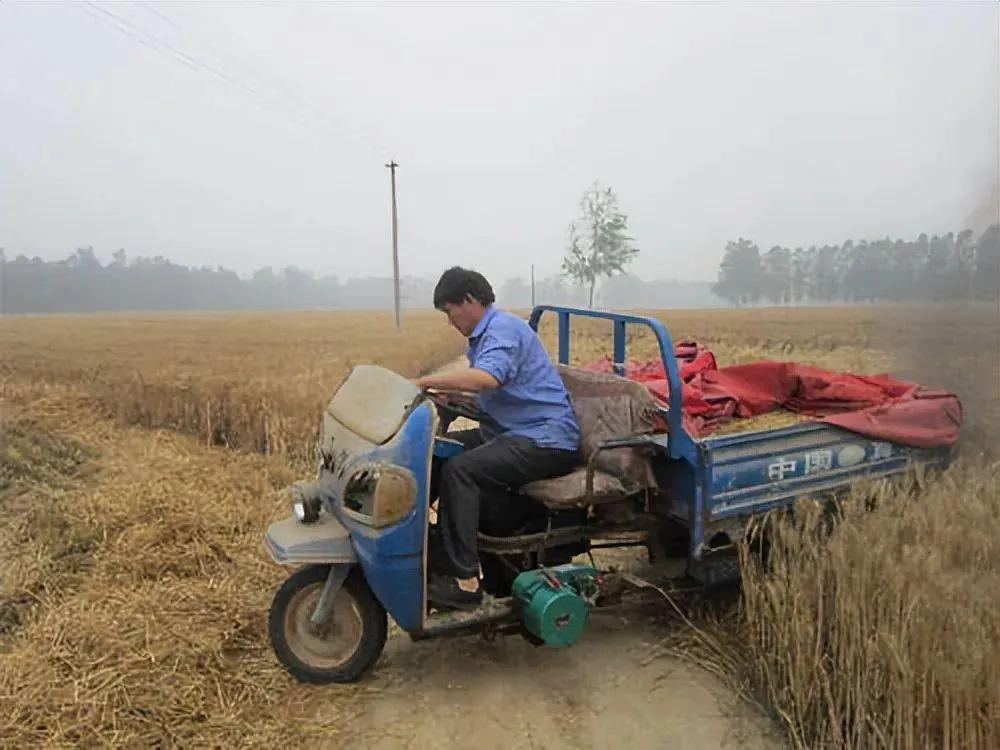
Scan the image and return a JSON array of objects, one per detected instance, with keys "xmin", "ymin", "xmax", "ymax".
[
  {"xmin": 519, "ymin": 367, "xmax": 663, "ymax": 510},
  {"xmin": 558, "ymin": 366, "xmax": 661, "ymax": 490},
  {"xmin": 521, "ymin": 469, "xmax": 626, "ymax": 509}
]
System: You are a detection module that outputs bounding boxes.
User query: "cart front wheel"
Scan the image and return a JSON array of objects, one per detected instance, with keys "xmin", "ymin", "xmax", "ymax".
[{"xmin": 268, "ymin": 565, "xmax": 387, "ymax": 684}]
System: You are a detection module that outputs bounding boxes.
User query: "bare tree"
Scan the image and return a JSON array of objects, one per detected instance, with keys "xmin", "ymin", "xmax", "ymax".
[{"xmin": 562, "ymin": 183, "xmax": 639, "ymax": 308}]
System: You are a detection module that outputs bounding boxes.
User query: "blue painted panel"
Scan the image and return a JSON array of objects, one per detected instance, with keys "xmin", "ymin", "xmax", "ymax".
[
  {"xmin": 704, "ymin": 422, "xmax": 949, "ymax": 519},
  {"xmin": 433, "ymin": 437, "xmax": 465, "ymax": 459},
  {"xmin": 331, "ymin": 402, "xmax": 435, "ymax": 632},
  {"xmin": 351, "ymin": 536, "xmax": 424, "ymax": 632},
  {"xmin": 663, "ymin": 461, "xmax": 697, "ymax": 521}
]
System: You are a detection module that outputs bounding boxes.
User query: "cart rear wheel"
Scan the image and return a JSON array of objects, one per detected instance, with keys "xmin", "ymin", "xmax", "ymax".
[{"xmin": 268, "ymin": 565, "xmax": 387, "ymax": 684}]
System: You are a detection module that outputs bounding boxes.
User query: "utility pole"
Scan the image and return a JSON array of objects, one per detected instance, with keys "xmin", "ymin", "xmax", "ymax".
[
  {"xmin": 385, "ymin": 160, "xmax": 401, "ymax": 329},
  {"xmin": 530, "ymin": 264, "xmax": 535, "ymax": 308},
  {"xmin": 0, "ymin": 248, "xmax": 6, "ymax": 316}
]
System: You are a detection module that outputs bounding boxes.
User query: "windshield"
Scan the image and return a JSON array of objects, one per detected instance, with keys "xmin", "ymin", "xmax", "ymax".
[{"xmin": 325, "ymin": 365, "xmax": 422, "ymax": 444}]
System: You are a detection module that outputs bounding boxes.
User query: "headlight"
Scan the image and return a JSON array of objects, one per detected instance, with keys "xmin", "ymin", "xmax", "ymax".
[
  {"xmin": 289, "ymin": 481, "xmax": 321, "ymax": 523},
  {"xmin": 343, "ymin": 465, "xmax": 417, "ymax": 527}
]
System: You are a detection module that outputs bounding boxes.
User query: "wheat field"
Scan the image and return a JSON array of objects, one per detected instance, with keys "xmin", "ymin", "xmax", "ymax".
[
  {"xmin": 0, "ymin": 310, "xmax": 465, "ymax": 465},
  {"xmin": 1, "ymin": 304, "xmax": 997, "ymax": 747}
]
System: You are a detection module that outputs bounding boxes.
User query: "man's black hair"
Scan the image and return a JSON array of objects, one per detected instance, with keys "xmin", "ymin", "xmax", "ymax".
[{"xmin": 433, "ymin": 267, "xmax": 496, "ymax": 309}]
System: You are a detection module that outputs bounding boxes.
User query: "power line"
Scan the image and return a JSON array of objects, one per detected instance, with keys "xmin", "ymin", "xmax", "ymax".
[
  {"xmin": 131, "ymin": 1, "xmax": 270, "ymax": 93},
  {"xmin": 72, "ymin": 1, "xmax": 346, "ymax": 134},
  {"xmin": 125, "ymin": 2, "xmax": 390, "ymax": 155},
  {"xmin": 131, "ymin": 0, "xmax": 182, "ymax": 31},
  {"xmin": 76, "ymin": 2, "xmax": 198, "ymax": 72},
  {"xmin": 127, "ymin": 0, "xmax": 353, "ymax": 134},
  {"xmin": 80, "ymin": 1, "xmax": 260, "ymax": 95}
]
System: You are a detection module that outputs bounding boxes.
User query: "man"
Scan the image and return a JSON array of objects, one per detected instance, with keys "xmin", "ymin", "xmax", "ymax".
[{"xmin": 415, "ymin": 267, "xmax": 580, "ymax": 609}]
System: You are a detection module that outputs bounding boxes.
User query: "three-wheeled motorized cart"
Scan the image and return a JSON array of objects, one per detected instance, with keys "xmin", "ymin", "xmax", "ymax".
[{"xmin": 263, "ymin": 306, "xmax": 951, "ymax": 683}]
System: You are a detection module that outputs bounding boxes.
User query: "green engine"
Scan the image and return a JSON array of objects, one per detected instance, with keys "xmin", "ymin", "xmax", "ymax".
[{"xmin": 512, "ymin": 564, "xmax": 600, "ymax": 647}]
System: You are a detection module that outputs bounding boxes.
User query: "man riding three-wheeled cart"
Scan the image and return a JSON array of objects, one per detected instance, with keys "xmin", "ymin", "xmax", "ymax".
[{"xmin": 263, "ymin": 267, "xmax": 959, "ymax": 683}]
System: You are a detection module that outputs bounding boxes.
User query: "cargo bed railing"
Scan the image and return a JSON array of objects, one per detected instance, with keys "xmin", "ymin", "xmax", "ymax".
[{"xmin": 528, "ymin": 305, "xmax": 695, "ymax": 460}]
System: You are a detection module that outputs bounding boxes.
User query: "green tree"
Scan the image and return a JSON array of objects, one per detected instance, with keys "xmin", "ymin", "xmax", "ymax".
[
  {"xmin": 974, "ymin": 224, "xmax": 1000, "ymax": 299},
  {"xmin": 811, "ymin": 245, "xmax": 841, "ymax": 301},
  {"xmin": 790, "ymin": 247, "xmax": 812, "ymax": 303},
  {"xmin": 713, "ymin": 238, "xmax": 762, "ymax": 306},
  {"xmin": 761, "ymin": 245, "xmax": 792, "ymax": 304},
  {"xmin": 562, "ymin": 183, "xmax": 639, "ymax": 308},
  {"xmin": 885, "ymin": 239, "xmax": 916, "ymax": 300},
  {"xmin": 920, "ymin": 233, "xmax": 955, "ymax": 300},
  {"xmin": 954, "ymin": 228, "xmax": 976, "ymax": 298}
]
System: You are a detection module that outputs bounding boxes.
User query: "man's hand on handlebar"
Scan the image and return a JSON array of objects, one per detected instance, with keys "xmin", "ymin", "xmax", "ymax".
[
  {"xmin": 410, "ymin": 379, "xmax": 467, "ymax": 399},
  {"xmin": 415, "ymin": 387, "xmax": 485, "ymax": 424},
  {"xmin": 426, "ymin": 388, "xmax": 476, "ymax": 404},
  {"xmin": 413, "ymin": 368, "xmax": 500, "ymax": 394}
]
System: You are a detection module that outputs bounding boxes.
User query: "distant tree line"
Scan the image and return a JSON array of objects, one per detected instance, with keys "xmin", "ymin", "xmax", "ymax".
[
  {"xmin": 0, "ymin": 247, "xmax": 436, "ymax": 313},
  {"xmin": 0, "ymin": 244, "xmax": 722, "ymax": 314},
  {"xmin": 712, "ymin": 224, "xmax": 1000, "ymax": 306},
  {"xmin": 5, "ymin": 224, "xmax": 997, "ymax": 314},
  {"xmin": 498, "ymin": 273, "xmax": 723, "ymax": 310}
]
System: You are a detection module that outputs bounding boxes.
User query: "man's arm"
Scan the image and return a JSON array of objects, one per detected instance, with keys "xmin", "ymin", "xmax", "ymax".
[{"xmin": 415, "ymin": 368, "xmax": 500, "ymax": 393}]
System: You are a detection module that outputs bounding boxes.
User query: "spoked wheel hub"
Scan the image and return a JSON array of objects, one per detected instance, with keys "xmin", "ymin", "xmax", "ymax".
[
  {"xmin": 284, "ymin": 583, "xmax": 364, "ymax": 670},
  {"xmin": 269, "ymin": 565, "xmax": 388, "ymax": 684}
]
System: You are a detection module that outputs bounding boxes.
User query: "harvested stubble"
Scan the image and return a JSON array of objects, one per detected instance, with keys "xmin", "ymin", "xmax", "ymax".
[
  {"xmin": 0, "ymin": 419, "xmax": 99, "ymax": 638},
  {"xmin": 0, "ymin": 386, "xmax": 367, "ymax": 746},
  {"xmin": 0, "ymin": 311, "xmax": 464, "ymax": 745}
]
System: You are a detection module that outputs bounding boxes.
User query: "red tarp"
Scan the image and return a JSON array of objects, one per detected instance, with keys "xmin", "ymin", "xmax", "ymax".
[{"xmin": 585, "ymin": 341, "xmax": 962, "ymax": 447}]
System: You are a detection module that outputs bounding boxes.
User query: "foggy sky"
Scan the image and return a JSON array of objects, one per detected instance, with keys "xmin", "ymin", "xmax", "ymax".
[{"xmin": 1, "ymin": 2, "xmax": 997, "ymax": 284}]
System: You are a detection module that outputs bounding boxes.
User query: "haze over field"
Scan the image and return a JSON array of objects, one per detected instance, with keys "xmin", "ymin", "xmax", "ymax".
[{"xmin": 1, "ymin": 2, "xmax": 997, "ymax": 287}]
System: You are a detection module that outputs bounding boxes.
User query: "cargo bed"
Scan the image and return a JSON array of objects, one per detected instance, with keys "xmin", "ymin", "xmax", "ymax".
[{"xmin": 529, "ymin": 305, "xmax": 957, "ymax": 585}]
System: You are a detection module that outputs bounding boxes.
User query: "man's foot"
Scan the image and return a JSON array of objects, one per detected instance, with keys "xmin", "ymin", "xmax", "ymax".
[{"xmin": 427, "ymin": 573, "xmax": 483, "ymax": 610}]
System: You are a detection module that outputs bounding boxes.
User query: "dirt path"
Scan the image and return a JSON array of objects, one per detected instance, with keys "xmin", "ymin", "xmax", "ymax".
[{"xmin": 339, "ymin": 606, "xmax": 781, "ymax": 750}]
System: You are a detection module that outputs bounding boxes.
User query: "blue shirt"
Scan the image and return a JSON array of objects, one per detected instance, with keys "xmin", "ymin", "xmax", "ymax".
[{"xmin": 467, "ymin": 306, "xmax": 580, "ymax": 451}]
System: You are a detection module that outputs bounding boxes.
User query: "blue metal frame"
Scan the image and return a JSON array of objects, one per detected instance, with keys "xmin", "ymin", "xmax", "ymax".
[
  {"xmin": 330, "ymin": 402, "xmax": 436, "ymax": 632},
  {"xmin": 528, "ymin": 305, "xmax": 696, "ymax": 461}
]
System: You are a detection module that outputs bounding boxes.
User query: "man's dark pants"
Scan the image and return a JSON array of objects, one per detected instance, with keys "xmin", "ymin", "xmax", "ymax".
[{"xmin": 436, "ymin": 429, "xmax": 579, "ymax": 579}]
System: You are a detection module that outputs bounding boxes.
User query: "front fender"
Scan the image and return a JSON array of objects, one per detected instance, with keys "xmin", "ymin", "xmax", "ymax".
[{"xmin": 264, "ymin": 513, "xmax": 357, "ymax": 565}]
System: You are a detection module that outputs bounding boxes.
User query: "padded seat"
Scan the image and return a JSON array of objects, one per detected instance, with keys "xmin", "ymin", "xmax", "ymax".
[
  {"xmin": 521, "ymin": 469, "xmax": 625, "ymax": 506},
  {"xmin": 521, "ymin": 366, "xmax": 661, "ymax": 509}
]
